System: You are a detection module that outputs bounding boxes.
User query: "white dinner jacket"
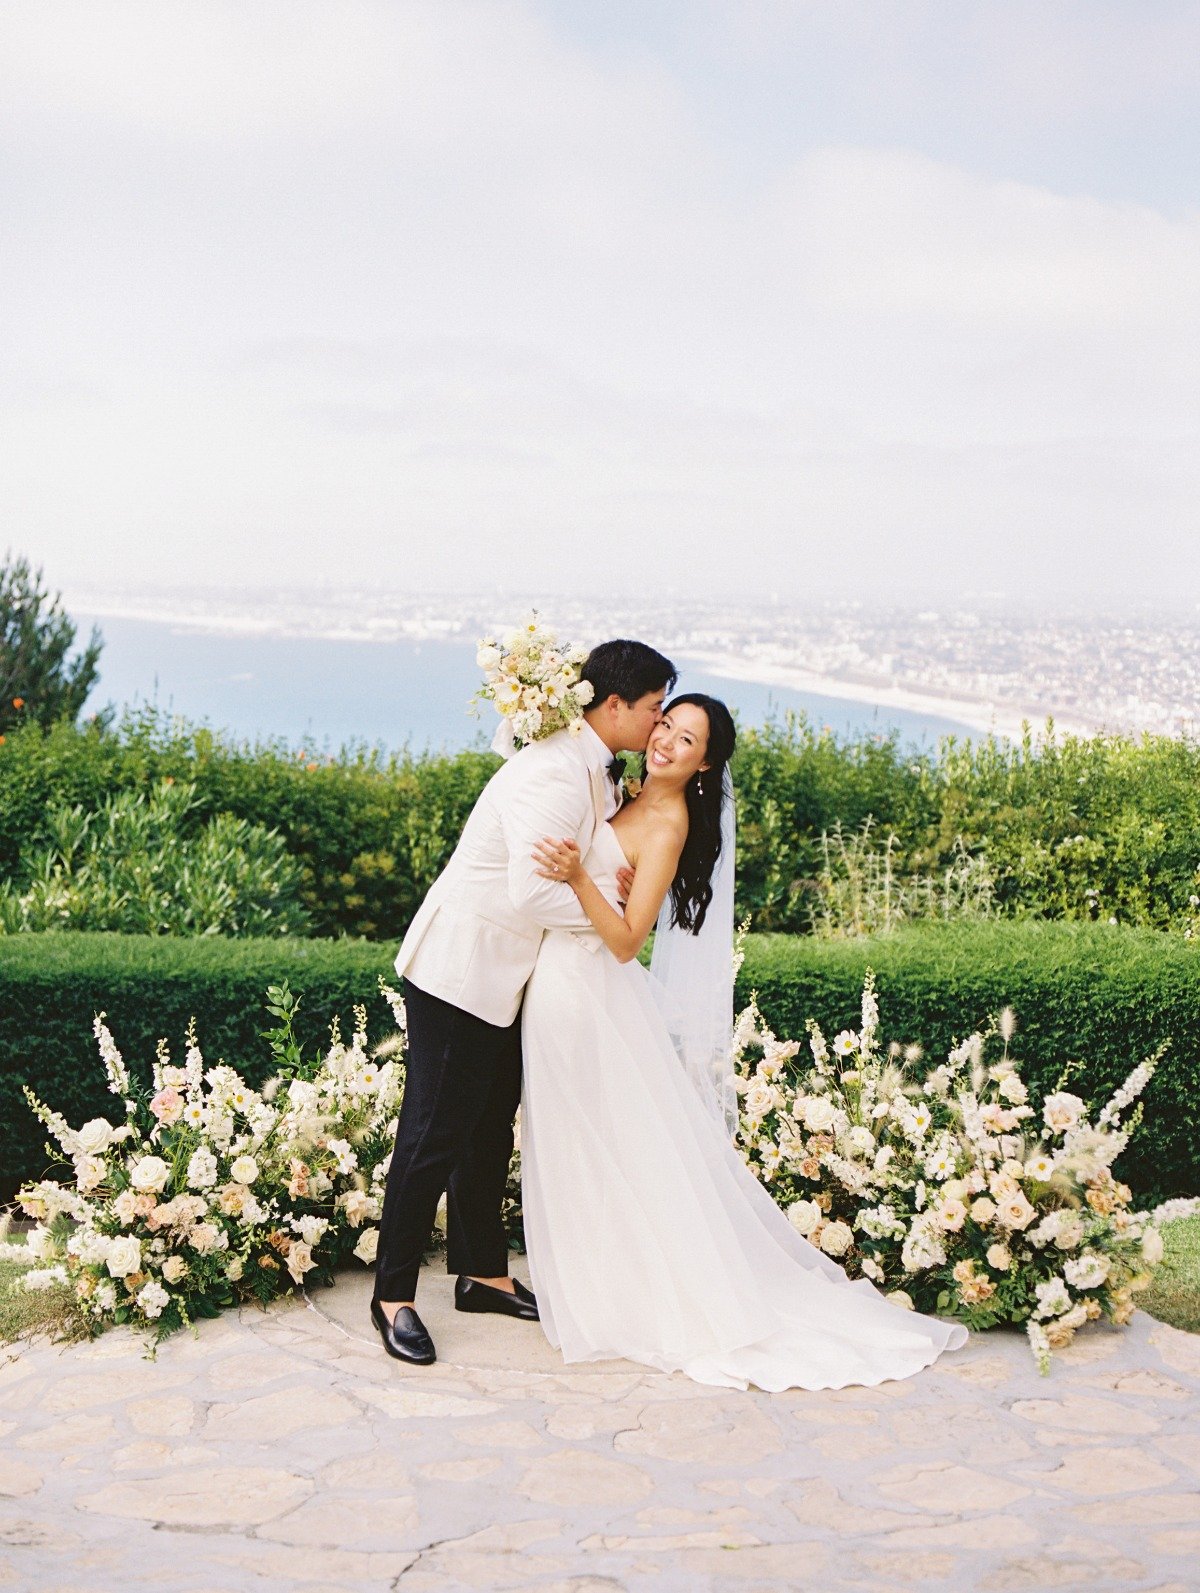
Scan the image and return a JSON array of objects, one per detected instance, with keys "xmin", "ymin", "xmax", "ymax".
[{"xmin": 395, "ymin": 728, "xmax": 608, "ymax": 1027}]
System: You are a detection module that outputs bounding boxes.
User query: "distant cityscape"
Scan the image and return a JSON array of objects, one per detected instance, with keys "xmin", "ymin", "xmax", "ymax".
[{"xmin": 67, "ymin": 584, "xmax": 1200, "ymax": 742}]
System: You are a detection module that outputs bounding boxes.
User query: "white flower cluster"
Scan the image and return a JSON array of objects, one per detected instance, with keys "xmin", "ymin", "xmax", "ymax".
[
  {"xmin": 7, "ymin": 993, "xmax": 406, "ymax": 1344},
  {"xmin": 471, "ymin": 614, "xmax": 593, "ymax": 751},
  {"xmin": 729, "ymin": 973, "xmax": 1167, "ymax": 1370}
]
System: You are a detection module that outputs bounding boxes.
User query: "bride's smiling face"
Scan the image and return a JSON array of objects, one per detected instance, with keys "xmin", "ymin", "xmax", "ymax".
[{"xmin": 646, "ymin": 703, "xmax": 710, "ymax": 786}]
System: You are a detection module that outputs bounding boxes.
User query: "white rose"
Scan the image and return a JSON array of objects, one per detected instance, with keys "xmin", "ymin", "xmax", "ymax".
[
  {"xmin": 803, "ymin": 1097, "xmax": 836, "ymax": 1133},
  {"xmin": 1142, "ymin": 1227, "xmax": 1164, "ymax": 1265},
  {"xmin": 105, "ymin": 1235, "xmax": 143, "ymax": 1277},
  {"xmin": 787, "ymin": 1199, "xmax": 822, "ymax": 1237},
  {"xmin": 230, "ymin": 1155, "xmax": 259, "ymax": 1186},
  {"xmin": 77, "ymin": 1118, "xmax": 117, "ymax": 1155},
  {"xmin": 130, "ymin": 1155, "xmax": 170, "ymax": 1194},
  {"xmin": 476, "ymin": 644, "xmax": 502, "ymax": 670},
  {"xmin": 886, "ymin": 1290, "xmax": 915, "ymax": 1310},
  {"xmin": 847, "ymin": 1126, "xmax": 875, "ymax": 1156},
  {"xmin": 743, "ymin": 1080, "xmax": 778, "ymax": 1121},
  {"xmin": 819, "ymin": 1220, "xmax": 854, "ymax": 1258},
  {"xmin": 353, "ymin": 1227, "xmax": 379, "ymax": 1264}
]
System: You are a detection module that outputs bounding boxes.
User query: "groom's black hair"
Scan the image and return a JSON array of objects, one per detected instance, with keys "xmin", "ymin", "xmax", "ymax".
[{"xmin": 581, "ymin": 639, "xmax": 677, "ymax": 706}]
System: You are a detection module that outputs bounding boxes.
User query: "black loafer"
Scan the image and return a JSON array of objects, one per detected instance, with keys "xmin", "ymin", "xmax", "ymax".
[
  {"xmin": 370, "ymin": 1299, "xmax": 437, "ymax": 1364},
  {"xmin": 454, "ymin": 1275, "xmax": 539, "ymax": 1321}
]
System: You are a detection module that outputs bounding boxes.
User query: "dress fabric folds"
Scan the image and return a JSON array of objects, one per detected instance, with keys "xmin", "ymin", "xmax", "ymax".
[{"xmin": 519, "ymin": 822, "xmax": 968, "ymax": 1392}]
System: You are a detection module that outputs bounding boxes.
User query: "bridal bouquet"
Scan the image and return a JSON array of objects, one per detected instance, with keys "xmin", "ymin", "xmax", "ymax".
[
  {"xmin": 471, "ymin": 613, "xmax": 593, "ymax": 755},
  {"xmin": 731, "ymin": 975, "xmax": 1168, "ymax": 1371},
  {"xmin": 0, "ymin": 982, "xmax": 407, "ymax": 1346}
]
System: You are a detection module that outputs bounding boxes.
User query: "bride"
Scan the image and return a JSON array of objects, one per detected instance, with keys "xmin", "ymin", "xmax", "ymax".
[{"xmin": 521, "ymin": 693, "xmax": 967, "ymax": 1392}]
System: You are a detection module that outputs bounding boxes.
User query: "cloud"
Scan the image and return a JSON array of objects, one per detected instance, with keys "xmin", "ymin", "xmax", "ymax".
[{"xmin": 2, "ymin": 0, "xmax": 1196, "ymax": 602}]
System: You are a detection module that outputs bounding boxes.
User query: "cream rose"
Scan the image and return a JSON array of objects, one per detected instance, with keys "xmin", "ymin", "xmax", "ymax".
[
  {"xmin": 819, "ymin": 1220, "xmax": 854, "ymax": 1257},
  {"xmin": 105, "ymin": 1235, "xmax": 143, "ymax": 1277},
  {"xmin": 1042, "ymin": 1091, "xmax": 1085, "ymax": 1133},
  {"xmin": 997, "ymin": 1192, "xmax": 1037, "ymax": 1231},
  {"xmin": 353, "ymin": 1227, "xmax": 379, "ymax": 1264},
  {"xmin": 229, "ymin": 1155, "xmax": 259, "ymax": 1186},
  {"xmin": 77, "ymin": 1118, "xmax": 117, "ymax": 1155},
  {"xmin": 130, "ymin": 1155, "xmax": 170, "ymax": 1194},
  {"xmin": 787, "ymin": 1199, "xmax": 822, "ymax": 1237},
  {"xmin": 803, "ymin": 1097, "xmax": 836, "ymax": 1133}
]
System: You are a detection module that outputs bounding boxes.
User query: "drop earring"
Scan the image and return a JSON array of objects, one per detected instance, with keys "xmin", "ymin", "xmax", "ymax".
[{"xmin": 697, "ymin": 773, "xmax": 704, "ymax": 797}]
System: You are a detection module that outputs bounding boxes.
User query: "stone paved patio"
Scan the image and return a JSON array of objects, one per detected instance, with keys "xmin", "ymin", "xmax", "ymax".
[{"xmin": 1, "ymin": 1259, "xmax": 1198, "ymax": 1592}]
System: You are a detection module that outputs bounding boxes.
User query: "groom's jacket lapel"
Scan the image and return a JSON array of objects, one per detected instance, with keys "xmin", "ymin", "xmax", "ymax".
[{"xmin": 393, "ymin": 726, "xmax": 606, "ymax": 1024}]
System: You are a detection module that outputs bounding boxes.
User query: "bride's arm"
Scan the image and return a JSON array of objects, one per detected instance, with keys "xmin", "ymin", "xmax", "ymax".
[{"xmin": 532, "ymin": 829, "xmax": 682, "ymax": 964}]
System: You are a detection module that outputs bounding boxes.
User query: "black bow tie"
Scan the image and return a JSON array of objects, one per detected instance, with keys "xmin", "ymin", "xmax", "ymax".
[{"xmin": 607, "ymin": 755, "xmax": 625, "ymax": 789}]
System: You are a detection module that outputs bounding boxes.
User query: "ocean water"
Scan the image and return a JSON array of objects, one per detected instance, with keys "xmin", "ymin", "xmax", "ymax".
[{"xmin": 78, "ymin": 615, "xmax": 977, "ymax": 752}]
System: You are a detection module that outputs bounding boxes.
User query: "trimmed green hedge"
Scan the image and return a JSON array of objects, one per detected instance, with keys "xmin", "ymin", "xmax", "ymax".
[{"xmin": 2, "ymin": 924, "xmax": 1196, "ymax": 1203}]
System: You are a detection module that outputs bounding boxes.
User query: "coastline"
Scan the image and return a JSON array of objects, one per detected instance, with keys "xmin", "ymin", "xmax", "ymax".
[
  {"xmin": 676, "ymin": 650, "xmax": 1103, "ymax": 743},
  {"xmin": 72, "ymin": 600, "xmax": 1108, "ymax": 744}
]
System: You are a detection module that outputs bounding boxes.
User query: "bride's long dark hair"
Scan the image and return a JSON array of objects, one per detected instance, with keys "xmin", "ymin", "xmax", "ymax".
[{"xmin": 658, "ymin": 693, "xmax": 737, "ymax": 935}]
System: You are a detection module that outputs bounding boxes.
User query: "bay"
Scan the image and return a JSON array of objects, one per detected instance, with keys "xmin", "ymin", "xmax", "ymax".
[{"xmin": 79, "ymin": 615, "xmax": 977, "ymax": 752}]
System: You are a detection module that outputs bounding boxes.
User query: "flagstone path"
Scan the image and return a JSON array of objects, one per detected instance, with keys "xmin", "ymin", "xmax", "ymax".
[{"xmin": 1, "ymin": 1260, "xmax": 1198, "ymax": 1592}]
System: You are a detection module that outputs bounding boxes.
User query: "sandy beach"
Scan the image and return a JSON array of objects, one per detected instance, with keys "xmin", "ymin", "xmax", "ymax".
[{"xmin": 677, "ymin": 650, "xmax": 1104, "ymax": 743}]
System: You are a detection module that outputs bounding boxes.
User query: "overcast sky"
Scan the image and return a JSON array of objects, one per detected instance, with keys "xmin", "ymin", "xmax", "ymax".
[{"xmin": 3, "ymin": 0, "xmax": 1198, "ymax": 606}]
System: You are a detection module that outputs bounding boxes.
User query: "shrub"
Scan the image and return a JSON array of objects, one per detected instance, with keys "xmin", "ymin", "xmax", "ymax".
[
  {"xmin": 5, "ymin": 710, "xmax": 1200, "ymax": 938},
  {"xmin": 2, "ymin": 923, "xmax": 1196, "ymax": 1204},
  {"xmin": 0, "ymin": 779, "xmax": 310, "ymax": 937}
]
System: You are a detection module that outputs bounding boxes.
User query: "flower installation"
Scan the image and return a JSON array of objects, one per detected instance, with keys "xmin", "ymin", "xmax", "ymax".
[
  {"xmin": 730, "ymin": 974, "xmax": 1169, "ymax": 1370},
  {"xmin": 0, "ymin": 980, "xmax": 407, "ymax": 1345}
]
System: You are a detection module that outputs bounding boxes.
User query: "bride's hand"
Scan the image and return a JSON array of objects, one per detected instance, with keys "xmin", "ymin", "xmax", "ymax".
[{"xmin": 533, "ymin": 837, "xmax": 584, "ymax": 886}]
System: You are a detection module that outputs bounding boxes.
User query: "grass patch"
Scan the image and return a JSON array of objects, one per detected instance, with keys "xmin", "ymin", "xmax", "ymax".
[
  {"xmin": 1141, "ymin": 1215, "xmax": 1200, "ymax": 1334},
  {"xmin": 0, "ymin": 1240, "xmax": 86, "ymax": 1347}
]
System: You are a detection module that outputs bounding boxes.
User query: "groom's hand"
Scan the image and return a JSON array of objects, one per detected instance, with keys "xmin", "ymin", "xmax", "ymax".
[{"xmin": 616, "ymin": 864, "xmax": 635, "ymax": 904}]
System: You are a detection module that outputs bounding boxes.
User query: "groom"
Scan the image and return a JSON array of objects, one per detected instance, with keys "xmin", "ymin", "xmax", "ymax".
[{"xmin": 371, "ymin": 638, "xmax": 677, "ymax": 1363}]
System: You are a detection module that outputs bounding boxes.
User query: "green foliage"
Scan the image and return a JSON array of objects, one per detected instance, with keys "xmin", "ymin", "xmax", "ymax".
[
  {"xmin": 0, "ymin": 779, "xmax": 310, "ymax": 937},
  {"xmin": 4, "ymin": 708, "xmax": 1200, "ymax": 940},
  {"xmin": 808, "ymin": 818, "xmax": 995, "ymax": 938},
  {"xmin": 0, "ymin": 553, "xmax": 105, "ymax": 734},
  {"xmin": 739, "ymin": 922, "xmax": 1200, "ymax": 1204},
  {"xmin": 0, "ymin": 708, "xmax": 497, "ymax": 939}
]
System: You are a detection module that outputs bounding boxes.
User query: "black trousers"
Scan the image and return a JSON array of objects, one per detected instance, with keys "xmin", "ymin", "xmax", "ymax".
[{"xmin": 373, "ymin": 978, "xmax": 522, "ymax": 1302}]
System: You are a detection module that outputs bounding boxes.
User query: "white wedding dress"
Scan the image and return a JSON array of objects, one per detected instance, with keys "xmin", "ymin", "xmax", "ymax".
[{"xmin": 519, "ymin": 821, "xmax": 968, "ymax": 1392}]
